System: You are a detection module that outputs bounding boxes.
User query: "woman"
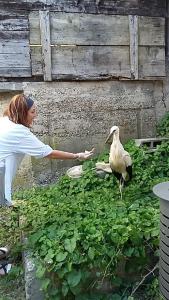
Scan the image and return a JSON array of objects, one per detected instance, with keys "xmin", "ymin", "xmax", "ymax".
[{"xmin": 0, "ymin": 94, "xmax": 94, "ymax": 207}]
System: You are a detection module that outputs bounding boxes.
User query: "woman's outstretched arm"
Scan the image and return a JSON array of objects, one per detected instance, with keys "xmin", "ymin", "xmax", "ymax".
[{"xmin": 46, "ymin": 148, "xmax": 94, "ymax": 160}]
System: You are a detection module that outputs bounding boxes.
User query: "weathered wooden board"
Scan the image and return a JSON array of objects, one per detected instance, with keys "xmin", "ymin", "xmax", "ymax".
[
  {"xmin": 0, "ymin": 31, "xmax": 29, "ymax": 40},
  {"xmin": 0, "ymin": 7, "xmax": 166, "ymax": 80},
  {"xmin": 129, "ymin": 15, "xmax": 138, "ymax": 80},
  {"xmin": 39, "ymin": 10, "xmax": 52, "ymax": 81},
  {"xmin": 31, "ymin": 44, "xmax": 166, "ymax": 80},
  {"xmin": 0, "ymin": 17, "xmax": 28, "ymax": 31},
  {"xmin": 0, "ymin": 0, "xmax": 166, "ymax": 17},
  {"xmin": 0, "ymin": 68, "xmax": 31, "ymax": 77},
  {"xmin": 0, "ymin": 10, "xmax": 27, "ymax": 17},
  {"xmin": 31, "ymin": 45, "xmax": 131, "ymax": 78},
  {"xmin": 50, "ymin": 13, "xmax": 130, "ymax": 45},
  {"xmin": 0, "ymin": 40, "xmax": 29, "ymax": 54},
  {"xmin": 29, "ymin": 12, "xmax": 130, "ymax": 46},
  {"xmin": 51, "ymin": 46, "xmax": 131, "ymax": 79},
  {"xmin": 139, "ymin": 46, "xmax": 165, "ymax": 78},
  {"xmin": 31, "ymin": 46, "xmax": 131, "ymax": 78},
  {"xmin": 0, "ymin": 82, "xmax": 23, "ymax": 91},
  {"xmin": 0, "ymin": 15, "xmax": 31, "ymax": 77},
  {"xmin": 166, "ymin": 0, "xmax": 169, "ymax": 59},
  {"xmin": 29, "ymin": 12, "xmax": 165, "ymax": 47},
  {"xmin": 139, "ymin": 17, "xmax": 165, "ymax": 46},
  {"xmin": 30, "ymin": 46, "xmax": 43, "ymax": 75},
  {"xmin": 29, "ymin": 12, "xmax": 40, "ymax": 45},
  {"xmin": 0, "ymin": 53, "xmax": 31, "ymax": 67},
  {"xmin": 29, "ymin": 11, "xmax": 165, "ymax": 80}
]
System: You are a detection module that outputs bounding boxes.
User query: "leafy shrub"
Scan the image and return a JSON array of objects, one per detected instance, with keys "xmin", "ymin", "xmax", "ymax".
[
  {"xmin": 14, "ymin": 139, "xmax": 169, "ymax": 299},
  {"xmin": 0, "ymin": 207, "xmax": 22, "ymax": 255},
  {"xmin": 156, "ymin": 111, "xmax": 169, "ymax": 136}
]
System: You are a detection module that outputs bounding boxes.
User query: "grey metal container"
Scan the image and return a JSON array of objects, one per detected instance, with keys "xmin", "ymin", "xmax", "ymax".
[{"xmin": 153, "ymin": 182, "xmax": 169, "ymax": 300}]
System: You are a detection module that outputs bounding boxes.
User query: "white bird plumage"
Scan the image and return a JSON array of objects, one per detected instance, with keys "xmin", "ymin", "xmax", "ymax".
[{"xmin": 105, "ymin": 126, "xmax": 132, "ymax": 198}]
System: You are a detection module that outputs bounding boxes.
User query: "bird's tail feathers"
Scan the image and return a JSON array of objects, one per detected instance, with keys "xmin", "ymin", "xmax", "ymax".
[
  {"xmin": 122, "ymin": 167, "xmax": 132, "ymax": 183},
  {"xmin": 126, "ymin": 165, "xmax": 132, "ymax": 181}
]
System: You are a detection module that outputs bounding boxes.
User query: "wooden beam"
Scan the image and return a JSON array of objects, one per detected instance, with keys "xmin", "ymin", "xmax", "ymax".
[
  {"xmin": 39, "ymin": 10, "xmax": 52, "ymax": 81},
  {"xmin": 0, "ymin": 82, "xmax": 23, "ymax": 91},
  {"xmin": 129, "ymin": 15, "xmax": 138, "ymax": 80}
]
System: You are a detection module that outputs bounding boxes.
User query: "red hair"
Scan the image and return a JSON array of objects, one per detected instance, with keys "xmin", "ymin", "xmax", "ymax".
[{"xmin": 4, "ymin": 94, "xmax": 30, "ymax": 127}]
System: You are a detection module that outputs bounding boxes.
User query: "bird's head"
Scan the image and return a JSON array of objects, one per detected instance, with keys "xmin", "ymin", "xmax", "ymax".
[{"xmin": 105, "ymin": 126, "xmax": 119, "ymax": 144}]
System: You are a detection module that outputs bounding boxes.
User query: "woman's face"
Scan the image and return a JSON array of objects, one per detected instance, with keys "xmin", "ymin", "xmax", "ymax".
[{"xmin": 27, "ymin": 104, "xmax": 37, "ymax": 126}]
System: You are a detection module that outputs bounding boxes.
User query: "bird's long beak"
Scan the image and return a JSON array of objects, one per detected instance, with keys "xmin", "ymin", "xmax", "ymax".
[{"xmin": 105, "ymin": 131, "xmax": 114, "ymax": 144}]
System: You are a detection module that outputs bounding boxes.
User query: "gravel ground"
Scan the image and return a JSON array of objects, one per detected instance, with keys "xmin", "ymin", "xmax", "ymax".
[{"xmin": 0, "ymin": 267, "xmax": 25, "ymax": 300}]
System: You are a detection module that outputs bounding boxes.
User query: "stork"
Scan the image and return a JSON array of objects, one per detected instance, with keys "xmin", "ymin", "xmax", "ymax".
[{"xmin": 105, "ymin": 126, "xmax": 132, "ymax": 199}]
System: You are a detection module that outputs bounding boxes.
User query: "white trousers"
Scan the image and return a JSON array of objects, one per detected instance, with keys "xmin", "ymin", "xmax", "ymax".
[
  {"xmin": 0, "ymin": 166, "xmax": 6, "ymax": 206},
  {"xmin": 0, "ymin": 154, "xmax": 24, "ymax": 206}
]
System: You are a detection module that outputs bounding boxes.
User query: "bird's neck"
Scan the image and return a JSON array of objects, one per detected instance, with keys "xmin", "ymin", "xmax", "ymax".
[
  {"xmin": 113, "ymin": 132, "xmax": 120, "ymax": 143},
  {"xmin": 110, "ymin": 134, "xmax": 123, "ymax": 155}
]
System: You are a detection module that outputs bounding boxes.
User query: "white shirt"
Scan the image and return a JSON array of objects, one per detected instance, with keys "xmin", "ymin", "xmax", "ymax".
[{"xmin": 0, "ymin": 117, "xmax": 53, "ymax": 204}]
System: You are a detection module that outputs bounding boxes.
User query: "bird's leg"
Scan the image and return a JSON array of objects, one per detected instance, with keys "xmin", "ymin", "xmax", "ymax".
[
  {"xmin": 119, "ymin": 182, "xmax": 123, "ymax": 200},
  {"xmin": 119, "ymin": 177, "xmax": 124, "ymax": 200}
]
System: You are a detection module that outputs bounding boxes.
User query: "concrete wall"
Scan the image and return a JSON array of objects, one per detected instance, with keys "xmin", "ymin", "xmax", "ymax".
[{"xmin": 0, "ymin": 79, "xmax": 168, "ymax": 188}]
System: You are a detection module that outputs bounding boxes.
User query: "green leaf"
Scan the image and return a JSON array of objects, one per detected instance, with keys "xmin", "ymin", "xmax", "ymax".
[
  {"xmin": 88, "ymin": 247, "xmax": 95, "ymax": 260},
  {"xmin": 70, "ymin": 284, "xmax": 82, "ymax": 295},
  {"xmin": 44, "ymin": 249, "xmax": 55, "ymax": 262},
  {"xmin": 112, "ymin": 277, "xmax": 122, "ymax": 287},
  {"xmin": 67, "ymin": 270, "xmax": 82, "ymax": 287},
  {"xmin": 62, "ymin": 282, "xmax": 69, "ymax": 297},
  {"xmin": 111, "ymin": 294, "xmax": 121, "ymax": 300},
  {"xmin": 64, "ymin": 237, "xmax": 76, "ymax": 253},
  {"xmin": 151, "ymin": 229, "xmax": 159, "ymax": 237},
  {"xmin": 36, "ymin": 265, "xmax": 46, "ymax": 279},
  {"xmin": 49, "ymin": 288, "xmax": 60, "ymax": 296},
  {"xmin": 57, "ymin": 266, "xmax": 69, "ymax": 279},
  {"xmin": 124, "ymin": 247, "xmax": 134, "ymax": 257},
  {"xmin": 56, "ymin": 251, "xmax": 68, "ymax": 262},
  {"xmin": 29, "ymin": 231, "xmax": 44, "ymax": 245},
  {"xmin": 41, "ymin": 278, "xmax": 50, "ymax": 291}
]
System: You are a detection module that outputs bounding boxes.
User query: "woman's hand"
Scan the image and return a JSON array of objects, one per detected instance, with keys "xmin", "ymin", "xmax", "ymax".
[
  {"xmin": 77, "ymin": 148, "xmax": 95, "ymax": 161},
  {"xmin": 46, "ymin": 148, "xmax": 95, "ymax": 160}
]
